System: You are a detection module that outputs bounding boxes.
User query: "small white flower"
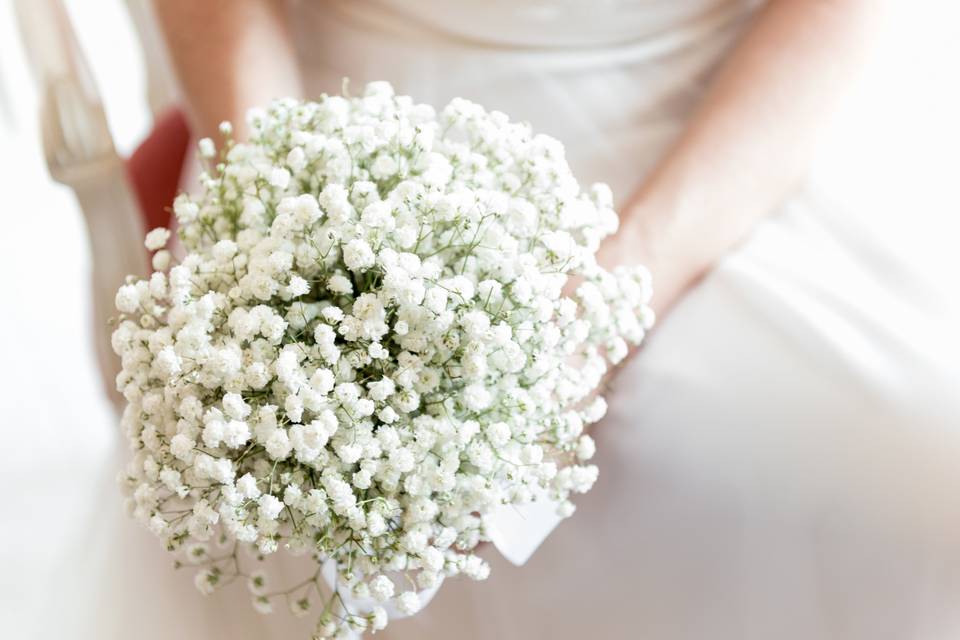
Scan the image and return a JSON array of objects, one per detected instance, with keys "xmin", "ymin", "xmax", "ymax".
[
  {"xmin": 286, "ymin": 146, "xmax": 306, "ymax": 172},
  {"xmin": 290, "ymin": 595, "xmax": 312, "ymax": 618},
  {"xmin": 336, "ymin": 443, "xmax": 363, "ymax": 465},
  {"xmin": 368, "ymin": 377, "xmax": 396, "ymax": 402},
  {"xmin": 222, "ymin": 392, "xmax": 251, "ymax": 420},
  {"xmin": 194, "ymin": 568, "xmax": 218, "ymax": 596},
  {"xmin": 265, "ymin": 429, "xmax": 292, "ymax": 459},
  {"xmin": 173, "ymin": 194, "xmax": 199, "ymax": 223},
  {"xmin": 252, "ymin": 596, "xmax": 273, "ymax": 615},
  {"xmin": 202, "ymin": 420, "xmax": 225, "ymax": 448},
  {"xmin": 462, "ymin": 384, "xmax": 491, "ymax": 411},
  {"xmin": 148, "ymin": 514, "xmax": 167, "ymax": 535},
  {"xmin": 258, "ymin": 494, "xmax": 284, "ymax": 520},
  {"xmin": 151, "ymin": 250, "xmax": 171, "ymax": 271},
  {"xmin": 169, "ymin": 434, "xmax": 195, "ymax": 462},
  {"xmin": 155, "ymin": 346, "xmax": 181, "ymax": 378},
  {"xmin": 184, "ymin": 542, "xmax": 209, "ymax": 564},
  {"xmin": 463, "ymin": 555, "xmax": 490, "ymax": 580},
  {"xmin": 198, "ymin": 137, "xmax": 216, "ymax": 159},
  {"xmin": 484, "ymin": 421, "xmax": 511, "ymax": 448},
  {"xmin": 557, "ymin": 500, "xmax": 576, "ymax": 518},
  {"xmin": 247, "ymin": 570, "xmax": 268, "ymax": 595},
  {"xmin": 343, "ymin": 238, "xmax": 375, "ymax": 271},
  {"xmin": 236, "ymin": 473, "xmax": 261, "ymax": 499},
  {"xmin": 115, "ymin": 284, "xmax": 140, "ymax": 314},
  {"xmin": 369, "ymin": 575, "xmax": 395, "ymax": 602},
  {"xmin": 285, "ymin": 275, "xmax": 310, "ymax": 298},
  {"xmin": 212, "ymin": 239, "xmax": 238, "ymax": 262},
  {"xmin": 283, "ymin": 484, "xmax": 302, "ymax": 506},
  {"xmin": 144, "ymin": 227, "xmax": 171, "ymax": 251},
  {"xmin": 269, "ymin": 167, "xmax": 291, "ymax": 189},
  {"xmin": 395, "ymin": 591, "xmax": 421, "ymax": 615},
  {"xmin": 576, "ymin": 434, "xmax": 596, "ymax": 461},
  {"xmin": 369, "ymin": 606, "xmax": 388, "ymax": 631}
]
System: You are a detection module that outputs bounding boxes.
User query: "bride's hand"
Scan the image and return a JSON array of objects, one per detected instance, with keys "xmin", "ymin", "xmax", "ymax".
[
  {"xmin": 594, "ymin": 199, "xmax": 688, "ymax": 317},
  {"xmin": 591, "ymin": 0, "xmax": 879, "ymax": 319}
]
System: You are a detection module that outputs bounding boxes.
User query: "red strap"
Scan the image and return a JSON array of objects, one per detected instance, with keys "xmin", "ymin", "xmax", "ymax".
[{"xmin": 126, "ymin": 107, "xmax": 191, "ymax": 232}]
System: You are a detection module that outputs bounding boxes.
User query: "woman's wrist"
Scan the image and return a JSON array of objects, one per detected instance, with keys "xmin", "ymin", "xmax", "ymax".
[{"xmin": 609, "ymin": 196, "xmax": 702, "ymax": 315}]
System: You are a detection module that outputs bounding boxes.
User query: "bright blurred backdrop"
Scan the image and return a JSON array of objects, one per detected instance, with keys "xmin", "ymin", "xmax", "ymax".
[{"xmin": 0, "ymin": 0, "xmax": 958, "ymax": 636}]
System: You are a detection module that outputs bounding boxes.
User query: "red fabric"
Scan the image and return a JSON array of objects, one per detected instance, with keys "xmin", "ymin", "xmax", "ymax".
[{"xmin": 126, "ymin": 107, "xmax": 190, "ymax": 232}]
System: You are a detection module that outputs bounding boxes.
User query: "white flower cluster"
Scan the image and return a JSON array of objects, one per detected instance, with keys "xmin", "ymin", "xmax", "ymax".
[{"xmin": 114, "ymin": 82, "xmax": 654, "ymax": 638}]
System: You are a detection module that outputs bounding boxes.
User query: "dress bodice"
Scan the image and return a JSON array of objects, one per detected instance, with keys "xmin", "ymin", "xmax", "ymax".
[
  {"xmin": 291, "ymin": 0, "xmax": 761, "ymax": 205},
  {"xmin": 328, "ymin": 0, "xmax": 753, "ymax": 48}
]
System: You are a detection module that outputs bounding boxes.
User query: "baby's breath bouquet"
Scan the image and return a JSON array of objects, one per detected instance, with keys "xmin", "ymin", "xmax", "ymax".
[{"xmin": 113, "ymin": 82, "xmax": 653, "ymax": 638}]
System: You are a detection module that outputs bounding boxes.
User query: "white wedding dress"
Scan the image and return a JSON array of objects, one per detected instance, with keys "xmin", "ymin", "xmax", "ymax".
[{"xmin": 20, "ymin": 1, "xmax": 960, "ymax": 639}]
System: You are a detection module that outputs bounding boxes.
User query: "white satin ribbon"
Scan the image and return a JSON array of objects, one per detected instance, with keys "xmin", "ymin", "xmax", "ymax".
[{"xmin": 486, "ymin": 496, "xmax": 564, "ymax": 566}]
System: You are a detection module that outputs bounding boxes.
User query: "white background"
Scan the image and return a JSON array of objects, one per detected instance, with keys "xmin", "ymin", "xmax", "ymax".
[{"xmin": 0, "ymin": 0, "xmax": 958, "ymax": 637}]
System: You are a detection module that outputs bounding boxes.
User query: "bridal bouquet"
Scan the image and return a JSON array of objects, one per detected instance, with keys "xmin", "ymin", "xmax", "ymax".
[{"xmin": 113, "ymin": 82, "xmax": 653, "ymax": 638}]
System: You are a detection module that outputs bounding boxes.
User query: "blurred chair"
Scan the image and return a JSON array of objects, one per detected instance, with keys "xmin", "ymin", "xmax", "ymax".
[{"xmin": 15, "ymin": 0, "xmax": 189, "ymax": 409}]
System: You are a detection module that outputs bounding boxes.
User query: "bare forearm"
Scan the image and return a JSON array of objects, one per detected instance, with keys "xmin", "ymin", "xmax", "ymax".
[
  {"xmin": 152, "ymin": 0, "xmax": 301, "ymax": 140},
  {"xmin": 623, "ymin": 0, "xmax": 882, "ymax": 312}
]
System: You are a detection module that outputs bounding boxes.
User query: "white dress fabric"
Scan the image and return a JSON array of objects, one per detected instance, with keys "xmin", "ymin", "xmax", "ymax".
[
  {"xmin": 288, "ymin": 1, "xmax": 960, "ymax": 638},
  {"xmin": 20, "ymin": 1, "xmax": 960, "ymax": 639}
]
